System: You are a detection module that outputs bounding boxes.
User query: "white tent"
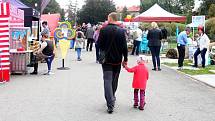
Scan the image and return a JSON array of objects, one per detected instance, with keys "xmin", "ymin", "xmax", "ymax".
[{"xmin": 133, "ymin": 4, "xmax": 186, "ymax": 22}]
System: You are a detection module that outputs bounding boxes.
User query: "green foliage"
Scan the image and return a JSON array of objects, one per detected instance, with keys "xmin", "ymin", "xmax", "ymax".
[
  {"xmin": 199, "ymin": 0, "xmax": 215, "ymax": 15},
  {"xmin": 60, "ymin": 9, "xmax": 65, "ymax": 21},
  {"xmin": 186, "ymin": 12, "xmax": 192, "ymax": 24},
  {"xmin": 43, "ymin": 0, "xmax": 61, "ymax": 14},
  {"xmin": 121, "ymin": 7, "xmax": 130, "ymax": 21},
  {"xmin": 139, "ymin": 0, "xmax": 194, "ymax": 15},
  {"xmin": 20, "ymin": 0, "xmax": 39, "ymax": 9},
  {"xmin": 208, "ymin": 4, "xmax": 215, "ymax": 18},
  {"xmin": 20, "ymin": 0, "xmax": 61, "ymax": 14},
  {"xmin": 77, "ymin": 0, "xmax": 116, "ymax": 25},
  {"xmin": 206, "ymin": 17, "xmax": 215, "ymax": 41},
  {"xmin": 140, "ymin": 22, "xmax": 186, "ymax": 37}
]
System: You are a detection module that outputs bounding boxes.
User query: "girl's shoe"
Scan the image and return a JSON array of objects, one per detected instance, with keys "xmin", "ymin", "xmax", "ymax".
[
  {"xmin": 77, "ymin": 58, "xmax": 82, "ymax": 61},
  {"xmin": 133, "ymin": 103, "xmax": 138, "ymax": 108},
  {"xmin": 138, "ymin": 103, "xmax": 146, "ymax": 110}
]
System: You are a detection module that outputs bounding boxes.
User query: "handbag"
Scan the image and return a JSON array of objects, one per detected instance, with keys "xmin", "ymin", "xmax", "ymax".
[
  {"xmin": 35, "ymin": 52, "xmax": 48, "ymax": 61},
  {"xmin": 98, "ymin": 26, "xmax": 118, "ymax": 64}
]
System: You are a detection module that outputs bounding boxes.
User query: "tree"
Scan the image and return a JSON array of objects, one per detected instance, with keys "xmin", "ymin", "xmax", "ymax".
[
  {"xmin": 77, "ymin": 0, "xmax": 116, "ymax": 25},
  {"xmin": 199, "ymin": 0, "xmax": 215, "ymax": 15},
  {"xmin": 20, "ymin": 0, "xmax": 61, "ymax": 14},
  {"xmin": 208, "ymin": 4, "xmax": 215, "ymax": 18},
  {"xmin": 139, "ymin": 0, "xmax": 194, "ymax": 15},
  {"xmin": 43, "ymin": 0, "xmax": 61, "ymax": 14},
  {"xmin": 60, "ymin": 9, "xmax": 66, "ymax": 21},
  {"xmin": 121, "ymin": 7, "xmax": 130, "ymax": 21}
]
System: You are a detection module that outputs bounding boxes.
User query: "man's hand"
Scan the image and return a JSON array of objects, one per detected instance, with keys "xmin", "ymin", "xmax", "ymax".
[{"xmin": 122, "ymin": 61, "xmax": 127, "ymax": 68}]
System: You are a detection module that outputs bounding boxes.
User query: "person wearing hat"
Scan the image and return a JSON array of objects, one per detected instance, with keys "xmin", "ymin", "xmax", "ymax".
[
  {"xmin": 193, "ymin": 26, "xmax": 210, "ymax": 68},
  {"xmin": 177, "ymin": 27, "xmax": 191, "ymax": 70}
]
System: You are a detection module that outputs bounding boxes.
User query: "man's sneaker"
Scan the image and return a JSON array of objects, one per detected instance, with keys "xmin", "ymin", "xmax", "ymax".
[
  {"xmin": 152, "ymin": 68, "xmax": 156, "ymax": 71},
  {"xmin": 107, "ymin": 107, "xmax": 113, "ymax": 114},
  {"xmin": 192, "ymin": 65, "xmax": 197, "ymax": 68},
  {"xmin": 30, "ymin": 71, "xmax": 38, "ymax": 75},
  {"xmin": 43, "ymin": 72, "xmax": 54, "ymax": 75},
  {"xmin": 48, "ymin": 72, "xmax": 54, "ymax": 75},
  {"xmin": 177, "ymin": 67, "xmax": 183, "ymax": 70}
]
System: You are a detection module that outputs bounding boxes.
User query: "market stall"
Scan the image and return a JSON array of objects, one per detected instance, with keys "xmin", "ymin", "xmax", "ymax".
[
  {"xmin": 0, "ymin": 1, "xmax": 33, "ymax": 82},
  {"xmin": 132, "ymin": 4, "xmax": 186, "ymax": 22},
  {"xmin": 5, "ymin": 0, "xmax": 40, "ymax": 68}
]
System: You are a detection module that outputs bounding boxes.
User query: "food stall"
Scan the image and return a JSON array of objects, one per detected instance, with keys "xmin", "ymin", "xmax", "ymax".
[
  {"xmin": 0, "ymin": 1, "xmax": 34, "ymax": 83},
  {"xmin": 0, "ymin": 2, "xmax": 25, "ymax": 82}
]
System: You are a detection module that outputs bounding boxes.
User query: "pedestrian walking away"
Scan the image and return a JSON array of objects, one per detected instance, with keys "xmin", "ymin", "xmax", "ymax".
[
  {"xmin": 147, "ymin": 22, "xmax": 162, "ymax": 71},
  {"xmin": 98, "ymin": 12, "xmax": 128, "ymax": 114},
  {"xmin": 124, "ymin": 55, "xmax": 149, "ymax": 110},
  {"xmin": 86, "ymin": 24, "xmax": 95, "ymax": 51},
  {"xmin": 93, "ymin": 25, "xmax": 102, "ymax": 63},
  {"xmin": 75, "ymin": 28, "xmax": 85, "ymax": 61}
]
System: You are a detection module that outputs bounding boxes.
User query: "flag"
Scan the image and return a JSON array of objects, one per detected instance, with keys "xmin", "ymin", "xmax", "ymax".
[{"xmin": 41, "ymin": 0, "xmax": 51, "ymax": 13}]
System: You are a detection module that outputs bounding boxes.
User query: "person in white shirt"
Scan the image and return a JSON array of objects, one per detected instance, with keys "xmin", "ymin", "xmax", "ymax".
[
  {"xmin": 131, "ymin": 27, "xmax": 143, "ymax": 55},
  {"xmin": 193, "ymin": 26, "xmax": 210, "ymax": 68}
]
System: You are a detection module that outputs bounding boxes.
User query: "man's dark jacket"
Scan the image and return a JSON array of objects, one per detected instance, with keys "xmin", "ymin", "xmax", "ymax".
[
  {"xmin": 147, "ymin": 28, "xmax": 162, "ymax": 47},
  {"xmin": 98, "ymin": 24, "xmax": 128, "ymax": 65}
]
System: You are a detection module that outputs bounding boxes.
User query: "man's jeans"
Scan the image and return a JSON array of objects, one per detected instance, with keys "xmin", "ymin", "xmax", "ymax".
[{"xmin": 102, "ymin": 64, "xmax": 121, "ymax": 108}]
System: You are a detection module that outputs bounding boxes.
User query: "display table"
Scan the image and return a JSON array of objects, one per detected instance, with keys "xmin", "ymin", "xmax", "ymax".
[{"xmin": 10, "ymin": 50, "xmax": 32, "ymax": 74}]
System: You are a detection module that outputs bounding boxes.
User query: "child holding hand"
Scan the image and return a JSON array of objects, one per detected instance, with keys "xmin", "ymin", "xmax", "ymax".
[{"xmin": 124, "ymin": 55, "xmax": 149, "ymax": 110}]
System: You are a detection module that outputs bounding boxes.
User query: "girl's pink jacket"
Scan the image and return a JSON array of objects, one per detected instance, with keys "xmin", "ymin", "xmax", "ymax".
[{"xmin": 125, "ymin": 63, "xmax": 149, "ymax": 90}]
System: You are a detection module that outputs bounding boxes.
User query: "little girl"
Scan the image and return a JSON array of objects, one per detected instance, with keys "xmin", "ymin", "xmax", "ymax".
[
  {"xmin": 75, "ymin": 30, "xmax": 85, "ymax": 61},
  {"xmin": 124, "ymin": 55, "xmax": 149, "ymax": 110}
]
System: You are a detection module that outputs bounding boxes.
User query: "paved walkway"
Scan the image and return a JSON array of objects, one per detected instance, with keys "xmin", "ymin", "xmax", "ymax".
[
  {"xmin": 161, "ymin": 58, "xmax": 215, "ymax": 87},
  {"xmin": 0, "ymin": 49, "xmax": 215, "ymax": 121}
]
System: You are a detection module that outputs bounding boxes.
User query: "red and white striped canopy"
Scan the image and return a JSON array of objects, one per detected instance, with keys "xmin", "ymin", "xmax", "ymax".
[{"xmin": 0, "ymin": 2, "xmax": 24, "ymax": 81}]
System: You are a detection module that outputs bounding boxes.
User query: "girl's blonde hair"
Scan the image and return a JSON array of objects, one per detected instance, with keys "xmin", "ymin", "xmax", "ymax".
[
  {"xmin": 151, "ymin": 22, "xmax": 158, "ymax": 29},
  {"xmin": 137, "ymin": 55, "xmax": 147, "ymax": 63}
]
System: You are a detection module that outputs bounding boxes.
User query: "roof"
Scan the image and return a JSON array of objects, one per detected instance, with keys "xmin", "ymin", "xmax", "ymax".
[
  {"xmin": 133, "ymin": 4, "xmax": 186, "ymax": 22},
  {"xmin": 116, "ymin": 6, "xmax": 140, "ymax": 12},
  {"xmin": 2, "ymin": 0, "xmax": 30, "ymax": 8}
]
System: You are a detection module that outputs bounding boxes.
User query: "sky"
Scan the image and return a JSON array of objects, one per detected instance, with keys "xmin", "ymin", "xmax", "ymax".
[{"xmin": 56, "ymin": 0, "xmax": 202, "ymax": 10}]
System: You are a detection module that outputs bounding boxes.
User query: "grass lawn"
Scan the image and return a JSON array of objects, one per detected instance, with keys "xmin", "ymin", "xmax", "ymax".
[
  {"xmin": 163, "ymin": 60, "xmax": 192, "ymax": 67},
  {"xmin": 162, "ymin": 60, "xmax": 215, "ymax": 75},
  {"xmin": 181, "ymin": 66, "xmax": 215, "ymax": 75}
]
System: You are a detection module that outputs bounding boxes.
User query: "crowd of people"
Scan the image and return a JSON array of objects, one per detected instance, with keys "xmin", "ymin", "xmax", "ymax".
[
  {"xmin": 177, "ymin": 26, "xmax": 210, "ymax": 70},
  {"xmin": 29, "ymin": 12, "xmax": 211, "ymax": 114}
]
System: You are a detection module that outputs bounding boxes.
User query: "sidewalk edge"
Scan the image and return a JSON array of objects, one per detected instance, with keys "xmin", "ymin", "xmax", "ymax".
[{"xmin": 162, "ymin": 64, "xmax": 215, "ymax": 88}]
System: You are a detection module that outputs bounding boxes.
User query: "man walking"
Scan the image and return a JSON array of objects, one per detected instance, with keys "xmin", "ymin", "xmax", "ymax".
[
  {"xmin": 86, "ymin": 24, "xmax": 95, "ymax": 51},
  {"xmin": 177, "ymin": 27, "xmax": 191, "ymax": 70},
  {"xmin": 98, "ymin": 12, "xmax": 128, "ymax": 114}
]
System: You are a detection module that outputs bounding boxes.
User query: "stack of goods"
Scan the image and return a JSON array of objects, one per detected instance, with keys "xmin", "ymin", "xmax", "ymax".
[{"xmin": 30, "ymin": 41, "xmax": 40, "ymax": 54}]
